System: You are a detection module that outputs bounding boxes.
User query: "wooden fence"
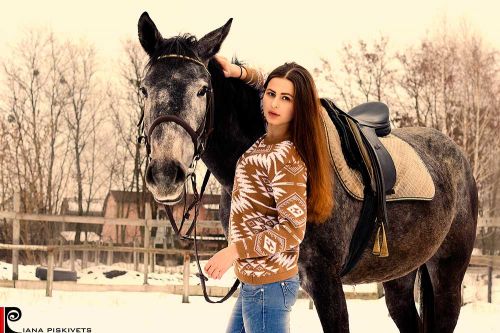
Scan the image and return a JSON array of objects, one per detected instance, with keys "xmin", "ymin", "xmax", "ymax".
[
  {"xmin": 1, "ymin": 192, "xmax": 498, "ymax": 304},
  {"xmin": 0, "ymin": 242, "xmax": 216, "ymax": 302},
  {"xmin": 0, "ymin": 192, "xmax": 225, "ymax": 302},
  {"xmin": 468, "ymin": 255, "xmax": 500, "ymax": 303},
  {"xmin": 477, "ymin": 217, "xmax": 500, "ymax": 228}
]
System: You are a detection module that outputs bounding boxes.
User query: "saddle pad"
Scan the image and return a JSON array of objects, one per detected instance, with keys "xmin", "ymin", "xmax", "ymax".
[{"xmin": 319, "ymin": 106, "xmax": 435, "ymax": 201}]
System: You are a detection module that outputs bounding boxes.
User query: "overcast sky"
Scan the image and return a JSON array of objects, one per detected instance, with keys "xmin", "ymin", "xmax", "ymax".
[{"xmin": 0, "ymin": 0, "xmax": 498, "ymax": 72}]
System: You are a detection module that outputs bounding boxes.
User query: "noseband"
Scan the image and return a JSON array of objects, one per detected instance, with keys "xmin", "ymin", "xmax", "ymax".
[{"xmin": 137, "ymin": 54, "xmax": 240, "ymax": 303}]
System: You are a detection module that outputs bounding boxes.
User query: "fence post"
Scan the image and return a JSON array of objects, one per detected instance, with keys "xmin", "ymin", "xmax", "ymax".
[
  {"xmin": 69, "ymin": 240, "xmax": 75, "ymax": 271},
  {"xmin": 150, "ymin": 229, "xmax": 155, "ymax": 273},
  {"xmin": 487, "ymin": 265, "xmax": 493, "ymax": 303},
  {"xmin": 182, "ymin": 252, "xmax": 190, "ymax": 303},
  {"xmin": 60, "ymin": 219, "xmax": 66, "ymax": 266},
  {"xmin": 12, "ymin": 191, "xmax": 21, "ymax": 281},
  {"xmin": 107, "ymin": 241, "xmax": 113, "ymax": 266},
  {"xmin": 143, "ymin": 203, "xmax": 152, "ymax": 285},
  {"xmin": 82, "ymin": 239, "xmax": 88, "ymax": 269},
  {"xmin": 95, "ymin": 240, "xmax": 100, "ymax": 266},
  {"xmin": 151, "ymin": 250, "xmax": 155, "ymax": 273},
  {"xmin": 133, "ymin": 239, "xmax": 138, "ymax": 271},
  {"xmin": 46, "ymin": 250, "xmax": 54, "ymax": 297},
  {"xmin": 58, "ymin": 239, "xmax": 64, "ymax": 267},
  {"xmin": 163, "ymin": 229, "xmax": 168, "ymax": 271}
]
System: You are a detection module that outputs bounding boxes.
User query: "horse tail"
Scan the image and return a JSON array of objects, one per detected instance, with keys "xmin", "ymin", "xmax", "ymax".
[{"xmin": 418, "ymin": 264, "xmax": 434, "ymax": 333}]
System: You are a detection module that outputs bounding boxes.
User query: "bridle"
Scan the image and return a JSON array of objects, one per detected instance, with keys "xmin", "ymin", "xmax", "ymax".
[
  {"xmin": 138, "ymin": 54, "xmax": 214, "ymax": 180},
  {"xmin": 137, "ymin": 53, "xmax": 240, "ymax": 303}
]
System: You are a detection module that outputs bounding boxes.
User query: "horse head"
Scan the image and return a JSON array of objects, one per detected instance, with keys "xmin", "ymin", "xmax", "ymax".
[{"xmin": 137, "ymin": 12, "xmax": 232, "ymax": 204}]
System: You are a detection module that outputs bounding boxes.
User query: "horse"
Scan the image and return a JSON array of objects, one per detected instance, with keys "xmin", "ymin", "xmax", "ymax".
[{"xmin": 136, "ymin": 12, "xmax": 478, "ymax": 333}]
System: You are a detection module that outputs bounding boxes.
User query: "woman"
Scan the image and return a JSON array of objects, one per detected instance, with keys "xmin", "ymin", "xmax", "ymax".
[{"xmin": 204, "ymin": 55, "xmax": 334, "ymax": 333}]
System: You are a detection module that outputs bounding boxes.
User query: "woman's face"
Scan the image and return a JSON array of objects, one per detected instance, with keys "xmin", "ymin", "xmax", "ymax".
[{"xmin": 262, "ymin": 77, "xmax": 295, "ymax": 128}]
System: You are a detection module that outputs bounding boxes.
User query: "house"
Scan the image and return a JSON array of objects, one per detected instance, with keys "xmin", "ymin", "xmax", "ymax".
[{"xmin": 101, "ymin": 190, "xmax": 153, "ymax": 244}]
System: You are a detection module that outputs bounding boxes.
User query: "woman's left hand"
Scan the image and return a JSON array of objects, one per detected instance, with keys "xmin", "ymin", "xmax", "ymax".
[
  {"xmin": 204, "ymin": 243, "xmax": 239, "ymax": 280},
  {"xmin": 214, "ymin": 54, "xmax": 241, "ymax": 78}
]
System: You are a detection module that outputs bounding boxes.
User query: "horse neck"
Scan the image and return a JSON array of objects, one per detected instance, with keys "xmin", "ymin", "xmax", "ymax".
[{"xmin": 201, "ymin": 60, "xmax": 266, "ymax": 191}]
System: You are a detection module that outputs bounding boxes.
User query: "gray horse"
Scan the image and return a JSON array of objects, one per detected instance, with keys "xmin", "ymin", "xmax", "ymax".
[{"xmin": 137, "ymin": 12, "xmax": 478, "ymax": 333}]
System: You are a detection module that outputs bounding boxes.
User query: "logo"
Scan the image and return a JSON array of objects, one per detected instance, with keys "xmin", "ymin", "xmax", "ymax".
[
  {"xmin": 1, "ymin": 307, "xmax": 22, "ymax": 333},
  {"xmin": 0, "ymin": 307, "xmax": 91, "ymax": 333}
]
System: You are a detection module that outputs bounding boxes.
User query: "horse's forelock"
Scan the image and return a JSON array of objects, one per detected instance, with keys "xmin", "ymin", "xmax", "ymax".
[{"xmin": 145, "ymin": 34, "xmax": 200, "ymax": 72}]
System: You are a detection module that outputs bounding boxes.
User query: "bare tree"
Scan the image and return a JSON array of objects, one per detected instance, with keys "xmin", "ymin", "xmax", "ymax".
[
  {"xmin": 396, "ymin": 19, "xmax": 499, "ymax": 215},
  {"xmin": 313, "ymin": 35, "xmax": 396, "ymax": 113},
  {"xmin": 341, "ymin": 35, "xmax": 395, "ymax": 103},
  {"xmin": 0, "ymin": 28, "xmax": 74, "ymax": 255},
  {"xmin": 64, "ymin": 40, "xmax": 106, "ymax": 243},
  {"xmin": 313, "ymin": 57, "xmax": 359, "ymax": 111},
  {"xmin": 456, "ymin": 29, "xmax": 499, "ymax": 211},
  {"xmin": 396, "ymin": 44, "xmax": 428, "ymax": 126},
  {"xmin": 104, "ymin": 39, "xmax": 149, "ymax": 242},
  {"xmin": 109, "ymin": 38, "xmax": 149, "ymax": 214}
]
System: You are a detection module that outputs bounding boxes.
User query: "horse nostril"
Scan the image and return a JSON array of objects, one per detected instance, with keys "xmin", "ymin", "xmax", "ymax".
[
  {"xmin": 146, "ymin": 163, "xmax": 155, "ymax": 185},
  {"xmin": 146, "ymin": 160, "xmax": 186, "ymax": 186},
  {"xmin": 172, "ymin": 160, "xmax": 186, "ymax": 184}
]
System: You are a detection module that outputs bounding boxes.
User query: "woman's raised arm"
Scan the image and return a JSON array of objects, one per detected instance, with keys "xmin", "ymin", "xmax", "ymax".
[{"xmin": 214, "ymin": 54, "xmax": 265, "ymax": 90}]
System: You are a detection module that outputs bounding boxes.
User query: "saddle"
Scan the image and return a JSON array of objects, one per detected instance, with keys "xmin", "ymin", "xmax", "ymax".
[
  {"xmin": 319, "ymin": 98, "xmax": 435, "ymax": 275},
  {"xmin": 325, "ymin": 99, "xmax": 397, "ymax": 196}
]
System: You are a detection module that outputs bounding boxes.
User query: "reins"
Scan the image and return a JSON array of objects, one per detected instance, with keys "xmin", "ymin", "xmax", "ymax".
[{"xmin": 137, "ymin": 54, "xmax": 240, "ymax": 303}]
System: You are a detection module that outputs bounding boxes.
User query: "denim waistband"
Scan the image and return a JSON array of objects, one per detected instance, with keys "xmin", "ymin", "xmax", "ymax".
[{"xmin": 241, "ymin": 273, "xmax": 300, "ymax": 286}]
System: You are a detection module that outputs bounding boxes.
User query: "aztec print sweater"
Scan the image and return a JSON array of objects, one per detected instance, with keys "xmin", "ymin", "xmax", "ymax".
[{"xmin": 229, "ymin": 132, "xmax": 308, "ymax": 285}]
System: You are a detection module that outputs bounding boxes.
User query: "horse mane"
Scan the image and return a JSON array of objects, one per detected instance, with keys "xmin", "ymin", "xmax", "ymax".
[{"xmin": 208, "ymin": 56, "xmax": 265, "ymax": 140}]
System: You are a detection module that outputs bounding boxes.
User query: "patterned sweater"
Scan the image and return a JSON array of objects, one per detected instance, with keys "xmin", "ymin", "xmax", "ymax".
[{"xmin": 229, "ymin": 133, "xmax": 308, "ymax": 285}]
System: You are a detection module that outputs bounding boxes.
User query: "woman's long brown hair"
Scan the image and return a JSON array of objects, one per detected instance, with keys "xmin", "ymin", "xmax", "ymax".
[{"xmin": 263, "ymin": 62, "xmax": 334, "ymax": 224}]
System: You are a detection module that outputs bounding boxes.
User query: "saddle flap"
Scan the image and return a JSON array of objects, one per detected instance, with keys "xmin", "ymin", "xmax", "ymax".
[{"xmin": 359, "ymin": 125, "xmax": 397, "ymax": 193}]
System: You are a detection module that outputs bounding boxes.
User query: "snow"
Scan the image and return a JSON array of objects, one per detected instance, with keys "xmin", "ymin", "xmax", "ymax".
[
  {"xmin": 463, "ymin": 266, "xmax": 500, "ymax": 303},
  {"xmin": 1, "ymin": 260, "xmax": 499, "ymax": 332},
  {"xmin": 66, "ymin": 199, "xmax": 104, "ymax": 214},
  {"xmin": 0, "ymin": 260, "xmax": 382, "ymax": 294},
  {"xmin": 202, "ymin": 203, "xmax": 220, "ymax": 209},
  {"xmin": 0, "ymin": 260, "xmax": 239, "ymax": 287},
  {"xmin": 60, "ymin": 231, "xmax": 101, "ymax": 242}
]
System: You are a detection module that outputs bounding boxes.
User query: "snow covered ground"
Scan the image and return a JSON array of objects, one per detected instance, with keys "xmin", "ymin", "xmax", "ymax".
[
  {"xmin": 0, "ymin": 260, "xmax": 499, "ymax": 332},
  {"xmin": 0, "ymin": 259, "xmax": 379, "ymax": 292}
]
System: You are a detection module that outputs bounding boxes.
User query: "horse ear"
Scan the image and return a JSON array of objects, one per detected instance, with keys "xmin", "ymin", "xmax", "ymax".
[
  {"xmin": 138, "ymin": 12, "xmax": 163, "ymax": 57},
  {"xmin": 197, "ymin": 18, "xmax": 233, "ymax": 60}
]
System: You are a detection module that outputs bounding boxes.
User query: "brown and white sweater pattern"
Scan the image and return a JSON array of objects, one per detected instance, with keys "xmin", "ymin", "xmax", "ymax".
[{"xmin": 229, "ymin": 134, "xmax": 307, "ymax": 284}]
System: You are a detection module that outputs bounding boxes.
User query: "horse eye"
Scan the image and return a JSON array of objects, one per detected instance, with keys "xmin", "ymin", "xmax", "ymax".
[
  {"xmin": 140, "ymin": 87, "xmax": 148, "ymax": 98},
  {"xmin": 197, "ymin": 86, "xmax": 208, "ymax": 97}
]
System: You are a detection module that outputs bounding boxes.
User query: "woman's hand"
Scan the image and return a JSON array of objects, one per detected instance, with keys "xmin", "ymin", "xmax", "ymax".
[
  {"xmin": 203, "ymin": 243, "xmax": 239, "ymax": 280},
  {"xmin": 214, "ymin": 54, "xmax": 244, "ymax": 79}
]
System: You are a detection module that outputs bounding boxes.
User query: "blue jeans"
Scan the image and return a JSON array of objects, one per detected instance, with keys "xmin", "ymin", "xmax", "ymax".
[{"xmin": 226, "ymin": 274, "xmax": 301, "ymax": 333}]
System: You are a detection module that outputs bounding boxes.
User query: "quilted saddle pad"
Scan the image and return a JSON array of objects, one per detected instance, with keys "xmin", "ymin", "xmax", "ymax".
[{"xmin": 319, "ymin": 106, "xmax": 435, "ymax": 201}]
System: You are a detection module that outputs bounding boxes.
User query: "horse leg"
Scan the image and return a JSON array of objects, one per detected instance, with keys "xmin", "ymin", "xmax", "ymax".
[
  {"xmin": 304, "ymin": 270, "xmax": 350, "ymax": 333},
  {"xmin": 423, "ymin": 211, "xmax": 475, "ymax": 333},
  {"xmin": 424, "ymin": 252, "xmax": 470, "ymax": 333},
  {"xmin": 383, "ymin": 270, "xmax": 421, "ymax": 333}
]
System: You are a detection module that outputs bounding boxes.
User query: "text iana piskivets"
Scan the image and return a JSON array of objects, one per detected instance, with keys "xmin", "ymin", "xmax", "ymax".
[{"xmin": 22, "ymin": 328, "xmax": 92, "ymax": 333}]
